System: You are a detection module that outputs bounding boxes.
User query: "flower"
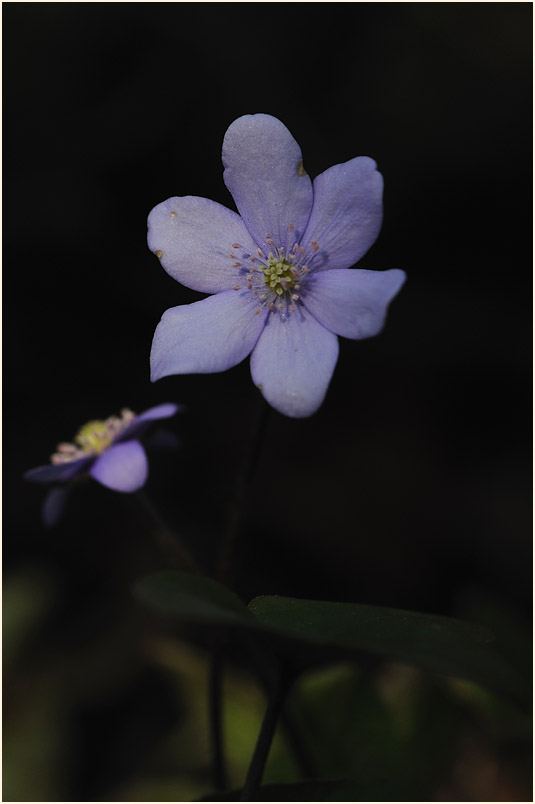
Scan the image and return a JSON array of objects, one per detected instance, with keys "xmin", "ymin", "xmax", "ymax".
[
  {"xmin": 24, "ymin": 403, "xmax": 180, "ymax": 525},
  {"xmin": 149, "ymin": 114, "xmax": 405, "ymax": 418}
]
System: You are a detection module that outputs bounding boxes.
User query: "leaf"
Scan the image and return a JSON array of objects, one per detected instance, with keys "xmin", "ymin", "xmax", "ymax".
[
  {"xmin": 134, "ymin": 571, "xmax": 256, "ymax": 628},
  {"xmin": 134, "ymin": 573, "xmax": 527, "ymax": 706},
  {"xmin": 248, "ymin": 596, "xmax": 528, "ymax": 707},
  {"xmin": 199, "ymin": 778, "xmax": 359, "ymax": 801}
]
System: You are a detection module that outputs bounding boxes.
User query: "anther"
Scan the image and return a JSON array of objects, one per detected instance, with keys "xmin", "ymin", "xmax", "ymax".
[
  {"xmin": 312, "ymin": 240, "xmax": 319, "ymax": 252},
  {"xmin": 233, "ymin": 285, "xmax": 241, "ymax": 291},
  {"xmin": 289, "ymin": 222, "xmax": 294, "ymax": 232},
  {"xmin": 254, "ymin": 308, "xmax": 261, "ymax": 315},
  {"xmin": 170, "ymin": 211, "xmax": 177, "ymax": 218},
  {"xmin": 229, "ymin": 252, "xmax": 236, "ymax": 259},
  {"xmin": 232, "ymin": 243, "xmax": 242, "ymax": 249},
  {"xmin": 232, "ymin": 262, "xmax": 242, "ymax": 268}
]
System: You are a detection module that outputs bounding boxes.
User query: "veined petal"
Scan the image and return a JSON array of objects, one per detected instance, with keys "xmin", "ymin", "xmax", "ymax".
[
  {"xmin": 303, "ymin": 268, "xmax": 406, "ymax": 340},
  {"xmin": 250, "ymin": 306, "xmax": 339, "ymax": 418},
  {"xmin": 119, "ymin": 402, "xmax": 180, "ymax": 442},
  {"xmin": 24, "ymin": 456, "xmax": 92, "ymax": 484},
  {"xmin": 89, "ymin": 440, "xmax": 148, "ymax": 493},
  {"xmin": 301, "ymin": 157, "xmax": 383, "ymax": 271},
  {"xmin": 151, "ymin": 290, "xmax": 268, "ymax": 380},
  {"xmin": 148, "ymin": 196, "xmax": 258, "ymax": 293},
  {"xmin": 222, "ymin": 114, "xmax": 313, "ymax": 252}
]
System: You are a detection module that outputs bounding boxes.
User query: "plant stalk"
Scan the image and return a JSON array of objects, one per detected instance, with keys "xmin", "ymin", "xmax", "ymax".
[{"xmin": 240, "ymin": 667, "xmax": 291, "ymax": 801}]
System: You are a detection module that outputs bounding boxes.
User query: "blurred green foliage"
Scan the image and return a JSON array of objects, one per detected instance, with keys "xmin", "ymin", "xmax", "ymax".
[{"xmin": 3, "ymin": 567, "xmax": 531, "ymax": 801}]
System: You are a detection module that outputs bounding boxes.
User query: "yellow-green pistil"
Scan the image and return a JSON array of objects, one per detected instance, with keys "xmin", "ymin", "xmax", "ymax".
[
  {"xmin": 262, "ymin": 255, "xmax": 296, "ymax": 296},
  {"xmin": 75, "ymin": 420, "xmax": 114, "ymax": 454}
]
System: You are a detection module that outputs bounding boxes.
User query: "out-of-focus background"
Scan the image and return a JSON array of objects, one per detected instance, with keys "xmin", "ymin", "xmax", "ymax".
[{"xmin": 4, "ymin": 3, "xmax": 532, "ymax": 801}]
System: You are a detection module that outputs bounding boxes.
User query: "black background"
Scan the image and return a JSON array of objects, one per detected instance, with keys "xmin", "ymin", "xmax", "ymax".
[{"xmin": 4, "ymin": 2, "xmax": 532, "ymax": 801}]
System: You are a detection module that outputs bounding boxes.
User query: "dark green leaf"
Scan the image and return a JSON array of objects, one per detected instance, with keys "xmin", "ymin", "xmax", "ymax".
[
  {"xmin": 248, "ymin": 596, "xmax": 527, "ymax": 706},
  {"xmin": 134, "ymin": 571, "xmax": 256, "ymax": 627},
  {"xmin": 134, "ymin": 573, "xmax": 527, "ymax": 706}
]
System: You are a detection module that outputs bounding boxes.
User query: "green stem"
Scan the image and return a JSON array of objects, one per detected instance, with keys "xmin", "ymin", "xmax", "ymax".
[
  {"xmin": 218, "ymin": 394, "xmax": 270, "ymax": 587},
  {"xmin": 136, "ymin": 490, "xmax": 201, "ymax": 574},
  {"xmin": 240, "ymin": 667, "xmax": 291, "ymax": 801},
  {"xmin": 209, "ymin": 645, "xmax": 228, "ymax": 792},
  {"xmin": 210, "ymin": 393, "xmax": 270, "ymax": 794}
]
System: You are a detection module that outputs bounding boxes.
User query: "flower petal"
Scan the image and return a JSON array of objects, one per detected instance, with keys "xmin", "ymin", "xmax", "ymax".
[
  {"xmin": 42, "ymin": 486, "xmax": 71, "ymax": 527},
  {"xmin": 24, "ymin": 456, "xmax": 92, "ymax": 484},
  {"xmin": 222, "ymin": 114, "xmax": 314, "ymax": 252},
  {"xmin": 151, "ymin": 290, "xmax": 268, "ymax": 380},
  {"xmin": 301, "ymin": 157, "xmax": 383, "ymax": 271},
  {"xmin": 148, "ymin": 196, "xmax": 259, "ymax": 293},
  {"xmin": 89, "ymin": 440, "xmax": 148, "ymax": 493},
  {"xmin": 119, "ymin": 402, "xmax": 181, "ymax": 442},
  {"xmin": 303, "ymin": 268, "xmax": 406, "ymax": 340},
  {"xmin": 250, "ymin": 306, "xmax": 339, "ymax": 418}
]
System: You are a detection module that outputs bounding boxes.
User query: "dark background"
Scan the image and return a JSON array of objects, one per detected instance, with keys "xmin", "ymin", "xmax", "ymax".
[{"xmin": 4, "ymin": 3, "xmax": 532, "ymax": 801}]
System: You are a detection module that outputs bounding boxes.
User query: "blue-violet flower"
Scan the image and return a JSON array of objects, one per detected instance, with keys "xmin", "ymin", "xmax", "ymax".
[
  {"xmin": 149, "ymin": 114, "xmax": 405, "ymax": 418},
  {"xmin": 25, "ymin": 403, "xmax": 179, "ymax": 525}
]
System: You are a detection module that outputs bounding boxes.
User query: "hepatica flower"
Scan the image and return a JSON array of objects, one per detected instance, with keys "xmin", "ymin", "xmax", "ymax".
[
  {"xmin": 149, "ymin": 114, "xmax": 405, "ymax": 418},
  {"xmin": 24, "ymin": 404, "xmax": 179, "ymax": 525}
]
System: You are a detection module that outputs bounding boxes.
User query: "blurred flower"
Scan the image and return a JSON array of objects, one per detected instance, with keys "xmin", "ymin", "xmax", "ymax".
[
  {"xmin": 24, "ymin": 403, "xmax": 180, "ymax": 525},
  {"xmin": 149, "ymin": 114, "xmax": 405, "ymax": 418}
]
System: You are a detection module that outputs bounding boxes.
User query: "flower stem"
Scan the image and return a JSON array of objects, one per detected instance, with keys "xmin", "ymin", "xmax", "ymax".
[
  {"xmin": 209, "ymin": 644, "xmax": 227, "ymax": 792},
  {"xmin": 135, "ymin": 490, "xmax": 201, "ymax": 574},
  {"xmin": 240, "ymin": 665, "xmax": 292, "ymax": 801},
  {"xmin": 218, "ymin": 393, "xmax": 270, "ymax": 587}
]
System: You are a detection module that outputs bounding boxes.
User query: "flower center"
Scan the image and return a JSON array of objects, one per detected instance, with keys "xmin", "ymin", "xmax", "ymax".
[
  {"xmin": 228, "ymin": 225, "xmax": 321, "ymax": 320},
  {"xmin": 50, "ymin": 409, "xmax": 136, "ymax": 464},
  {"xmin": 75, "ymin": 420, "xmax": 115, "ymax": 454},
  {"xmin": 261, "ymin": 255, "xmax": 296, "ymax": 296}
]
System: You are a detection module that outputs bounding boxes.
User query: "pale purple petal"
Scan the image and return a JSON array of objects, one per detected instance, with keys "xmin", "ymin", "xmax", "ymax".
[
  {"xmin": 250, "ymin": 307, "xmax": 339, "ymax": 418},
  {"xmin": 151, "ymin": 290, "xmax": 268, "ymax": 381},
  {"xmin": 42, "ymin": 486, "xmax": 71, "ymax": 527},
  {"xmin": 222, "ymin": 114, "xmax": 313, "ymax": 252},
  {"xmin": 148, "ymin": 196, "xmax": 259, "ymax": 293},
  {"xmin": 24, "ymin": 456, "xmax": 92, "ymax": 484},
  {"xmin": 89, "ymin": 440, "xmax": 148, "ymax": 493},
  {"xmin": 303, "ymin": 268, "xmax": 406, "ymax": 340},
  {"xmin": 301, "ymin": 158, "xmax": 383, "ymax": 271},
  {"xmin": 118, "ymin": 403, "xmax": 180, "ymax": 442}
]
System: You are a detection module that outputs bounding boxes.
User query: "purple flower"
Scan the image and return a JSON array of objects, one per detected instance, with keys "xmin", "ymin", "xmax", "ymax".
[
  {"xmin": 24, "ymin": 403, "xmax": 179, "ymax": 525},
  {"xmin": 149, "ymin": 114, "xmax": 405, "ymax": 418}
]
